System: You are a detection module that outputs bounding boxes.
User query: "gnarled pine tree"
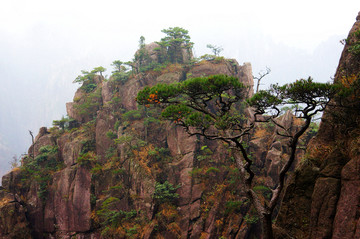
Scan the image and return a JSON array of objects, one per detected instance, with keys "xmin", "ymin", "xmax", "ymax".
[{"xmin": 136, "ymin": 74, "xmax": 336, "ymax": 239}]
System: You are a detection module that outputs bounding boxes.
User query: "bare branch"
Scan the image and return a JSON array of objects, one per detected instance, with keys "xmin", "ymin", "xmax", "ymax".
[
  {"xmin": 254, "ymin": 67, "xmax": 271, "ymax": 93},
  {"xmin": 29, "ymin": 130, "xmax": 35, "ymax": 159}
]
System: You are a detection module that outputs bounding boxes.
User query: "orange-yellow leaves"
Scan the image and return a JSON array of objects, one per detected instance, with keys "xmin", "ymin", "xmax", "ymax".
[
  {"xmin": 253, "ymin": 128, "xmax": 270, "ymax": 139},
  {"xmin": 341, "ymin": 74, "xmax": 357, "ymax": 88},
  {"xmin": 340, "ymin": 74, "xmax": 360, "ymax": 99},
  {"xmin": 145, "ymin": 92, "xmax": 161, "ymax": 106}
]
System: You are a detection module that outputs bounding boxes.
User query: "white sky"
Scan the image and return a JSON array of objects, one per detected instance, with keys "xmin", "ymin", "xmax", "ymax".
[
  {"xmin": 0, "ymin": 0, "xmax": 359, "ymax": 176},
  {"xmin": 1, "ymin": 0, "xmax": 359, "ymax": 50}
]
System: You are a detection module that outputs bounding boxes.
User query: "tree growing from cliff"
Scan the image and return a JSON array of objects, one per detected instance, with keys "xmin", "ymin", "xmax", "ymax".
[
  {"xmin": 134, "ymin": 36, "xmax": 150, "ymax": 71},
  {"xmin": 91, "ymin": 66, "xmax": 106, "ymax": 78},
  {"xmin": 73, "ymin": 70, "xmax": 95, "ymax": 84},
  {"xmin": 111, "ymin": 60, "xmax": 125, "ymax": 73},
  {"xmin": 136, "ymin": 74, "xmax": 336, "ymax": 239},
  {"xmin": 254, "ymin": 67, "xmax": 271, "ymax": 93},
  {"xmin": 111, "ymin": 60, "xmax": 130, "ymax": 83},
  {"xmin": 157, "ymin": 27, "xmax": 193, "ymax": 64},
  {"xmin": 9, "ymin": 155, "xmax": 20, "ymax": 169},
  {"xmin": 206, "ymin": 44, "xmax": 223, "ymax": 56}
]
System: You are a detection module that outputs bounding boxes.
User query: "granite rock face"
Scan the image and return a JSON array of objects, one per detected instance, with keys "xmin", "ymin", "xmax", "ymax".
[
  {"xmin": 0, "ymin": 57, "xmax": 258, "ymax": 238},
  {"xmin": 276, "ymin": 11, "xmax": 360, "ymax": 238},
  {"xmin": 0, "ymin": 43, "xmax": 318, "ymax": 238},
  {"xmin": 44, "ymin": 166, "xmax": 91, "ymax": 233},
  {"xmin": 0, "ymin": 190, "xmax": 31, "ymax": 238}
]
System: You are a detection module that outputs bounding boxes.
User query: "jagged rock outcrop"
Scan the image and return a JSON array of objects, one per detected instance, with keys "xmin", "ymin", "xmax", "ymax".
[
  {"xmin": 276, "ymin": 11, "xmax": 360, "ymax": 238},
  {"xmin": 0, "ymin": 44, "xmax": 315, "ymax": 238},
  {"xmin": 0, "ymin": 58, "xmax": 258, "ymax": 238}
]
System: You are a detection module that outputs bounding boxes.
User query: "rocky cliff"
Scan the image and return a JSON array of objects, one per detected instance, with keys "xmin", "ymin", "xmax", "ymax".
[
  {"xmin": 276, "ymin": 12, "xmax": 360, "ymax": 239},
  {"xmin": 0, "ymin": 39, "xmax": 317, "ymax": 238}
]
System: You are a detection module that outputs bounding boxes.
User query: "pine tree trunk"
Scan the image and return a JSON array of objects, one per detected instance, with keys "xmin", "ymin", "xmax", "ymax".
[{"xmin": 262, "ymin": 213, "xmax": 274, "ymax": 239}]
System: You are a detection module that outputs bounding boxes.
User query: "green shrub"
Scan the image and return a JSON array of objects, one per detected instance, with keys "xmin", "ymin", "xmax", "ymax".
[
  {"xmin": 39, "ymin": 145, "xmax": 58, "ymax": 154},
  {"xmin": 348, "ymin": 30, "xmax": 360, "ymax": 56},
  {"xmin": 106, "ymin": 130, "xmax": 117, "ymax": 140},
  {"xmin": 112, "ymin": 71, "xmax": 130, "ymax": 83},
  {"xmin": 205, "ymin": 167, "xmax": 220, "ymax": 174},
  {"xmin": 196, "ymin": 145, "xmax": 213, "ymax": 161},
  {"xmin": 122, "ymin": 110, "xmax": 143, "ymax": 121},
  {"xmin": 126, "ymin": 225, "xmax": 139, "ymax": 237},
  {"xmin": 144, "ymin": 116, "xmax": 161, "ymax": 126},
  {"xmin": 82, "ymin": 83, "xmax": 97, "ymax": 93},
  {"xmin": 225, "ymin": 200, "xmax": 243, "ymax": 214},
  {"xmin": 53, "ymin": 116, "xmax": 77, "ymax": 131},
  {"xmin": 75, "ymin": 88, "xmax": 102, "ymax": 120},
  {"xmin": 148, "ymin": 147, "xmax": 171, "ymax": 163},
  {"xmin": 21, "ymin": 145, "xmax": 62, "ymax": 203},
  {"xmin": 90, "ymin": 163, "xmax": 103, "ymax": 175},
  {"xmin": 253, "ymin": 185, "xmax": 272, "ymax": 200},
  {"xmin": 105, "ymin": 147, "xmax": 116, "ymax": 159},
  {"xmin": 114, "ymin": 120, "xmax": 121, "ymax": 131},
  {"xmin": 153, "ymin": 181, "xmax": 180, "ymax": 204},
  {"xmin": 200, "ymin": 54, "xmax": 216, "ymax": 61},
  {"xmin": 112, "ymin": 168, "xmax": 125, "ymax": 174},
  {"xmin": 77, "ymin": 152, "xmax": 97, "ymax": 167},
  {"xmin": 189, "ymin": 167, "xmax": 202, "ymax": 178},
  {"xmin": 97, "ymin": 197, "xmax": 138, "ymax": 227},
  {"xmin": 214, "ymin": 56, "xmax": 225, "ymax": 63},
  {"xmin": 35, "ymin": 145, "xmax": 59, "ymax": 169},
  {"xmin": 81, "ymin": 139, "xmax": 96, "ymax": 154},
  {"xmin": 244, "ymin": 213, "xmax": 259, "ymax": 224}
]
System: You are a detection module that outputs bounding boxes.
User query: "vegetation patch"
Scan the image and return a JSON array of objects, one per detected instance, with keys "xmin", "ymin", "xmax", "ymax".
[{"xmin": 20, "ymin": 145, "xmax": 63, "ymax": 203}]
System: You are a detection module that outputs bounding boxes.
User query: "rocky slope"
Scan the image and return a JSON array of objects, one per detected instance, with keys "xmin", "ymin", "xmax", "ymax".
[
  {"xmin": 276, "ymin": 12, "xmax": 360, "ymax": 239},
  {"xmin": 0, "ymin": 39, "xmax": 315, "ymax": 238}
]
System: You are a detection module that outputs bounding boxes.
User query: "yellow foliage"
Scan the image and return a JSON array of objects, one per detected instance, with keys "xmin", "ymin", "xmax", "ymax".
[
  {"xmin": 341, "ymin": 74, "xmax": 357, "ymax": 88},
  {"xmin": 132, "ymin": 145, "xmax": 154, "ymax": 176},
  {"xmin": 91, "ymin": 210, "xmax": 100, "ymax": 224},
  {"xmin": 198, "ymin": 60, "xmax": 209, "ymax": 65},
  {"xmin": 141, "ymin": 221, "xmax": 157, "ymax": 238},
  {"xmin": 293, "ymin": 117, "xmax": 304, "ymax": 127},
  {"xmin": 73, "ymin": 97, "xmax": 81, "ymax": 102},
  {"xmin": 158, "ymin": 203, "xmax": 178, "ymax": 220},
  {"xmin": 224, "ymin": 190, "xmax": 236, "ymax": 202},
  {"xmin": 340, "ymin": 74, "xmax": 360, "ymax": 100},
  {"xmin": 167, "ymin": 222, "xmax": 181, "ymax": 237},
  {"xmin": 0, "ymin": 197, "xmax": 11, "ymax": 207},
  {"xmin": 214, "ymin": 183, "xmax": 226, "ymax": 194},
  {"xmin": 161, "ymin": 63, "xmax": 183, "ymax": 74},
  {"xmin": 201, "ymin": 183, "xmax": 227, "ymax": 218},
  {"xmin": 307, "ymin": 143, "xmax": 333, "ymax": 161},
  {"xmin": 114, "ymin": 227, "xmax": 126, "ymax": 237},
  {"xmin": 11, "ymin": 167, "xmax": 21, "ymax": 172},
  {"xmin": 20, "ymin": 195, "xmax": 26, "ymax": 202},
  {"xmin": 200, "ymin": 232, "xmax": 209, "ymax": 239},
  {"xmin": 253, "ymin": 128, "xmax": 270, "ymax": 139},
  {"xmin": 215, "ymin": 219, "xmax": 223, "ymax": 228}
]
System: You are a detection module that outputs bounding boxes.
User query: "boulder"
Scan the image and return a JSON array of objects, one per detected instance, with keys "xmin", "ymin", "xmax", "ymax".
[
  {"xmin": 28, "ymin": 130, "xmax": 55, "ymax": 158},
  {"xmin": 57, "ymin": 133, "xmax": 83, "ymax": 166}
]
